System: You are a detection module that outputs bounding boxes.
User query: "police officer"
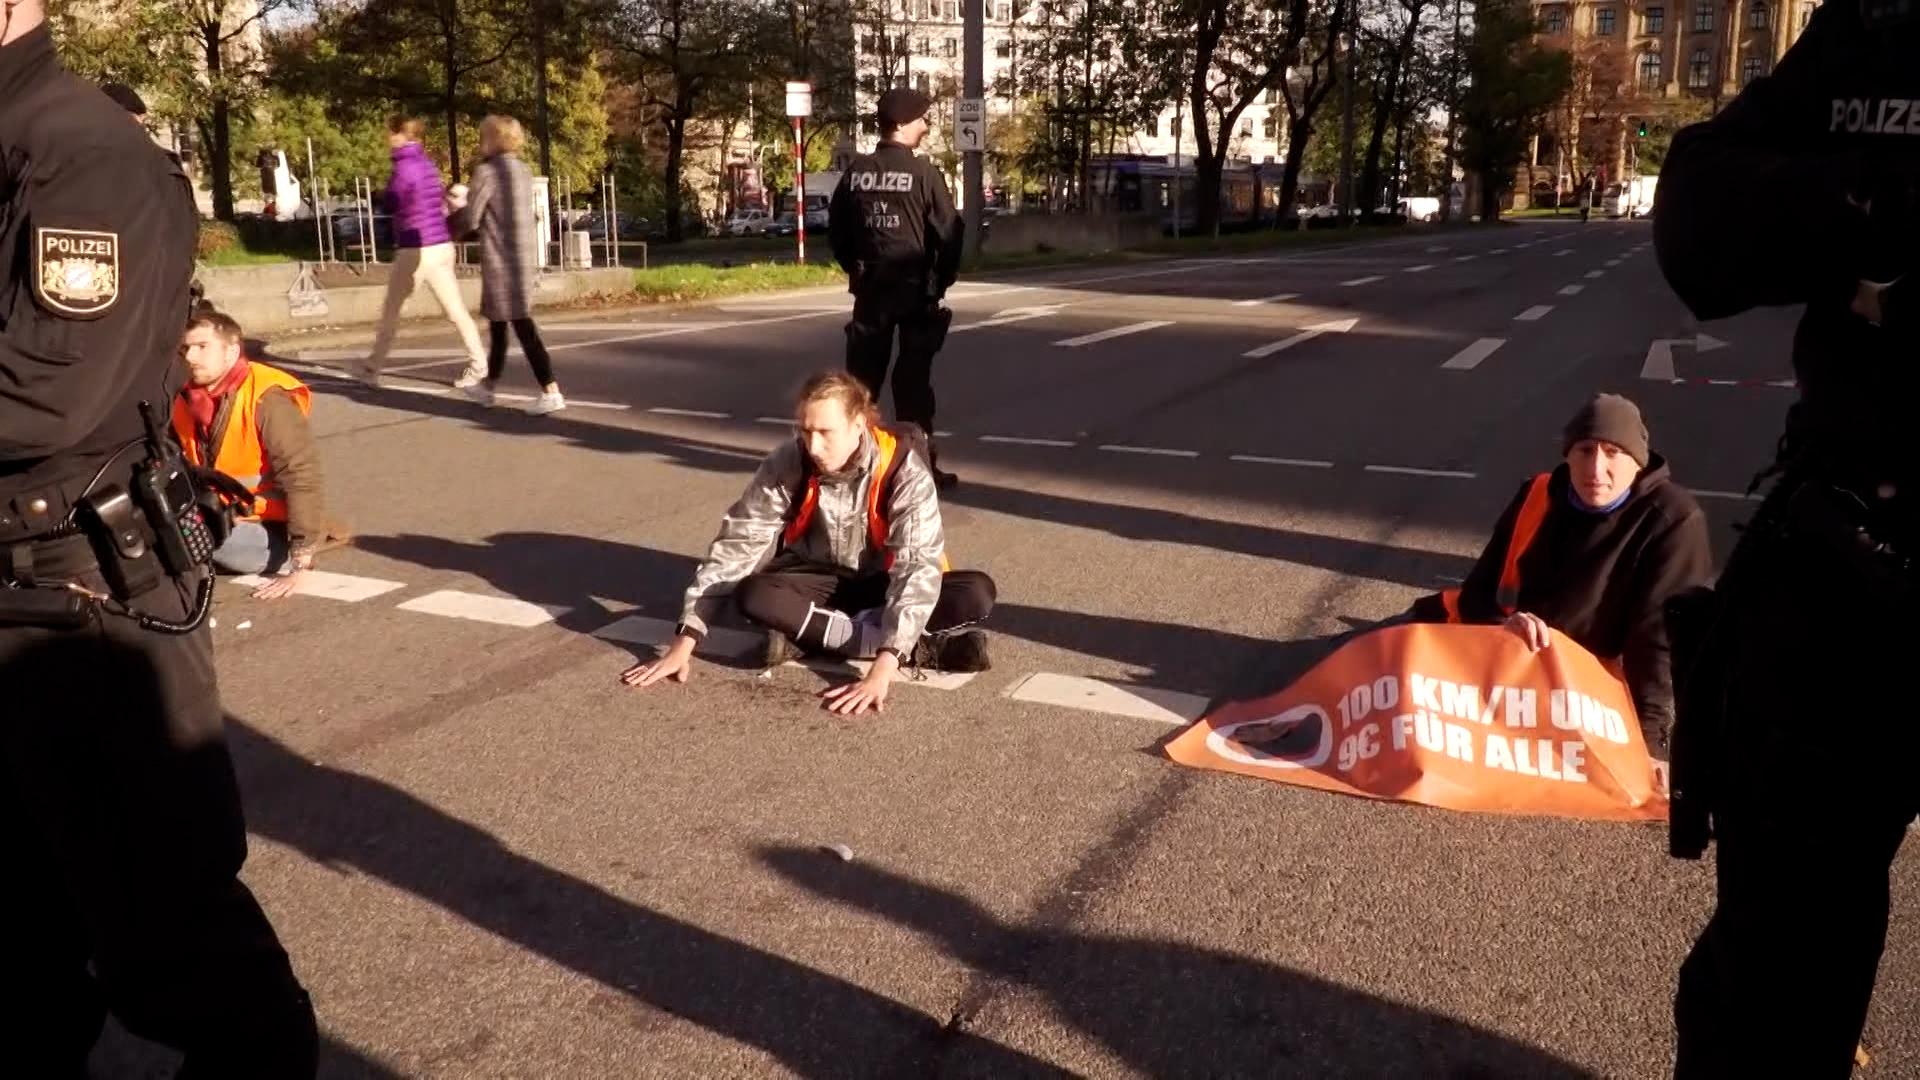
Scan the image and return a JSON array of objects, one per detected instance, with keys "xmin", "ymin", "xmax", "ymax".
[
  {"xmin": 828, "ymin": 86, "xmax": 965, "ymax": 490},
  {"xmin": 0, "ymin": 1, "xmax": 317, "ymax": 1073},
  {"xmin": 1653, "ymin": 1, "xmax": 1917, "ymax": 1075}
]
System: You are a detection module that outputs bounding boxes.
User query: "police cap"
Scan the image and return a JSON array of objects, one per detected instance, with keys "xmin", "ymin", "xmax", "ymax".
[{"xmin": 877, "ymin": 87, "xmax": 932, "ymax": 131}]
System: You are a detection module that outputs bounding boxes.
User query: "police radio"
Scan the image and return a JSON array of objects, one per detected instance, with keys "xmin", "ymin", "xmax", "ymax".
[{"xmin": 131, "ymin": 399, "xmax": 237, "ymax": 575}]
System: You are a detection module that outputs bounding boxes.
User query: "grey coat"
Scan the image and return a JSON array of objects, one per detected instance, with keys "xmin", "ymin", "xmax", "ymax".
[
  {"xmin": 679, "ymin": 430, "xmax": 946, "ymax": 654},
  {"xmin": 455, "ymin": 151, "xmax": 538, "ymax": 321}
]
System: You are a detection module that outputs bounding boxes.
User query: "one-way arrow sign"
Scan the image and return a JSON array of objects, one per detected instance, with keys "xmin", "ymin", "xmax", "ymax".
[
  {"xmin": 1641, "ymin": 332, "xmax": 1728, "ymax": 381},
  {"xmin": 954, "ymin": 98, "xmax": 985, "ymax": 153}
]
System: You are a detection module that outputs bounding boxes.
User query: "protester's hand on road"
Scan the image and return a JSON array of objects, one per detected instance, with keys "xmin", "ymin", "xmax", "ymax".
[
  {"xmin": 623, "ymin": 636, "xmax": 697, "ymax": 688},
  {"xmin": 822, "ymin": 653, "xmax": 897, "ymax": 716},
  {"xmin": 1503, "ymin": 611, "xmax": 1552, "ymax": 652},
  {"xmin": 252, "ymin": 571, "xmax": 304, "ymax": 601}
]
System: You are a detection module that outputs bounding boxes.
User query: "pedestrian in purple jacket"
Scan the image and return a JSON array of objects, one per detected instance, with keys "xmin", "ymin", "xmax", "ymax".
[{"xmin": 353, "ymin": 116, "xmax": 485, "ymax": 387}]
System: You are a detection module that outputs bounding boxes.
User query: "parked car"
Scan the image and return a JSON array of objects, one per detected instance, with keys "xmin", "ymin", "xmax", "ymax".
[
  {"xmin": 726, "ymin": 209, "xmax": 771, "ymax": 236},
  {"xmin": 764, "ymin": 213, "xmax": 801, "ymax": 237},
  {"xmin": 330, "ymin": 211, "xmax": 393, "ymax": 251},
  {"xmin": 577, "ymin": 211, "xmax": 650, "ymax": 241}
]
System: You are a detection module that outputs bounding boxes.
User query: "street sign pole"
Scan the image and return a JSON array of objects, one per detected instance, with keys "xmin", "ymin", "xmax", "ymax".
[
  {"xmin": 785, "ymin": 81, "xmax": 812, "ymax": 265},
  {"xmin": 962, "ymin": 0, "xmax": 985, "ymax": 262}
]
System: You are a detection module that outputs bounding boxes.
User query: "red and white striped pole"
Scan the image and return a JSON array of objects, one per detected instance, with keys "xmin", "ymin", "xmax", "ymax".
[{"xmin": 785, "ymin": 82, "xmax": 812, "ymax": 266}]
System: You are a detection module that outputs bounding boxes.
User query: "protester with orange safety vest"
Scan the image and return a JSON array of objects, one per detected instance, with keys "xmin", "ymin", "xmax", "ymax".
[
  {"xmin": 623, "ymin": 370, "xmax": 996, "ymax": 715},
  {"xmin": 175, "ymin": 309, "xmax": 344, "ymax": 600},
  {"xmin": 1410, "ymin": 394, "xmax": 1713, "ymax": 769}
]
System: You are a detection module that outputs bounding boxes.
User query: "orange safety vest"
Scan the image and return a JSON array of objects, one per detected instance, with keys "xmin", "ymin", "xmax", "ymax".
[
  {"xmin": 782, "ymin": 426, "xmax": 950, "ymax": 572},
  {"xmin": 1442, "ymin": 472, "xmax": 1553, "ymax": 623},
  {"xmin": 171, "ymin": 362, "xmax": 312, "ymax": 524}
]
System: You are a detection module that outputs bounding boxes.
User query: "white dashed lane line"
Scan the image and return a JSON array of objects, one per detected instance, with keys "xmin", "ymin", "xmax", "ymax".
[
  {"xmin": 1005, "ymin": 673, "xmax": 1208, "ymax": 725},
  {"xmin": 1099, "ymin": 444, "xmax": 1201, "ymax": 459},
  {"xmin": 1232, "ymin": 292, "xmax": 1301, "ymax": 307},
  {"xmin": 1441, "ymin": 338, "xmax": 1506, "ymax": 371},
  {"xmin": 228, "ymin": 571, "xmax": 405, "ymax": 602},
  {"xmin": 1229, "ymin": 454, "xmax": 1336, "ymax": 469},
  {"xmin": 397, "ymin": 590, "xmax": 570, "ymax": 628},
  {"xmin": 1341, "ymin": 275, "xmax": 1386, "ymax": 287},
  {"xmin": 1559, "ymin": 284, "xmax": 1586, "ymax": 296},
  {"xmin": 980, "ymin": 435, "xmax": 1077, "ymax": 448},
  {"xmin": 1515, "ymin": 305, "xmax": 1555, "ymax": 322}
]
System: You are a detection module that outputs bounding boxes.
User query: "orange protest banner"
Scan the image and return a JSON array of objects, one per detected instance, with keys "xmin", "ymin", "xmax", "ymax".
[{"xmin": 1165, "ymin": 623, "xmax": 1667, "ymax": 821}]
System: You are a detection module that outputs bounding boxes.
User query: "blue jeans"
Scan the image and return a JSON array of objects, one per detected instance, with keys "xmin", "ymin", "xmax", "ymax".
[{"xmin": 211, "ymin": 520, "xmax": 290, "ymax": 576}]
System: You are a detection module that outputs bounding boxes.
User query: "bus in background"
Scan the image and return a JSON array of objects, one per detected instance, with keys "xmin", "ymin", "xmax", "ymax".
[{"xmin": 775, "ymin": 170, "xmax": 839, "ymax": 232}]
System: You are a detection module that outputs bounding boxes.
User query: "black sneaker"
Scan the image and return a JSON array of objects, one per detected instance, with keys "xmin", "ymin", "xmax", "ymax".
[
  {"xmin": 762, "ymin": 630, "xmax": 802, "ymax": 668},
  {"xmin": 912, "ymin": 630, "xmax": 991, "ymax": 673},
  {"xmin": 931, "ymin": 466, "xmax": 960, "ymax": 492}
]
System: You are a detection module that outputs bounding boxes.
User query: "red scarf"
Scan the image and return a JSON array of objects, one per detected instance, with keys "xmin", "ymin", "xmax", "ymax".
[{"xmin": 182, "ymin": 358, "xmax": 250, "ymax": 438}]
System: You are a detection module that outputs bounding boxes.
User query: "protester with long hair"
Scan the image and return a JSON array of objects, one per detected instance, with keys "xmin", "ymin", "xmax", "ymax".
[
  {"xmin": 452, "ymin": 114, "xmax": 564, "ymax": 414},
  {"xmin": 354, "ymin": 116, "xmax": 486, "ymax": 388}
]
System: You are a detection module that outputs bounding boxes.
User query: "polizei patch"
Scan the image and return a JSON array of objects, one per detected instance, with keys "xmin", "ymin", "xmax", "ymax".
[{"xmin": 34, "ymin": 228, "xmax": 120, "ymax": 317}]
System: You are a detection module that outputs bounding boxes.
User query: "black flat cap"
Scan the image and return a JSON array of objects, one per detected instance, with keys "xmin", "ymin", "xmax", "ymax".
[{"xmin": 877, "ymin": 87, "xmax": 932, "ymax": 130}]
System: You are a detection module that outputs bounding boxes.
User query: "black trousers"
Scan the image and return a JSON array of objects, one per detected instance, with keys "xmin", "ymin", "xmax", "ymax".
[
  {"xmin": 1672, "ymin": 528, "xmax": 1915, "ymax": 1078},
  {"xmin": 735, "ymin": 556, "xmax": 995, "ymax": 650},
  {"xmin": 845, "ymin": 280, "xmax": 945, "ymax": 438},
  {"xmin": 487, "ymin": 317, "xmax": 556, "ymax": 387},
  {"xmin": 0, "ymin": 536, "xmax": 317, "ymax": 1077}
]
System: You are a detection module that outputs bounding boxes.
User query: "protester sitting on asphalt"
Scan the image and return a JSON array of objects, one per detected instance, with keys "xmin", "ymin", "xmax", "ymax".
[
  {"xmin": 1408, "ymin": 393, "xmax": 1713, "ymax": 776},
  {"xmin": 622, "ymin": 370, "xmax": 995, "ymax": 715},
  {"xmin": 176, "ymin": 309, "xmax": 348, "ymax": 600}
]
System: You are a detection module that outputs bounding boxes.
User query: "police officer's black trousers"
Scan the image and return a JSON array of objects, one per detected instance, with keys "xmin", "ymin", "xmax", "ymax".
[
  {"xmin": 0, "ymin": 538, "xmax": 317, "ymax": 1076},
  {"xmin": 1672, "ymin": 529, "xmax": 1916, "ymax": 1078},
  {"xmin": 845, "ymin": 280, "xmax": 944, "ymax": 439}
]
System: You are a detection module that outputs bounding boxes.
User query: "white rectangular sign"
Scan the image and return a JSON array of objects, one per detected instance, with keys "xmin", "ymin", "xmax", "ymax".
[{"xmin": 954, "ymin": 97, "xmax": 985, "ymax": 153}]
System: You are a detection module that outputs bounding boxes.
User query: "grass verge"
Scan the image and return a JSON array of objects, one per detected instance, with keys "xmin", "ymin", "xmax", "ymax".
[{"xmin": 629, "ymin": 260, "xmax": 844, "ymax": 301}]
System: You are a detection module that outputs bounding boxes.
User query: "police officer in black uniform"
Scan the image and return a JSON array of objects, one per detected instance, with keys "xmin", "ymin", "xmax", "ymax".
[
  {"xmin": 829, "ymin": 86, "xmax": 965, "ymax": 490},
  {"xmin": 1654, "ymin": 1, "xmax": 1917, "ymax": 1074},
  {"xmin": 0, "ymin": 1, "xmax": 317, "ymax": 1073}
]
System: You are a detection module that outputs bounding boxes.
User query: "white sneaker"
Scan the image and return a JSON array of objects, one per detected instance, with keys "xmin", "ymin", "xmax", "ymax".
[
  {"xmin": 460, "ymin": 379, "xmax": 496, "ymax": 406},
  {"xmin": 526, "ymin": 391, "xmax": 566, "ymax": 416},
  {"xmin": 347, "ymin": 361, "xmax": 383, "ymax": 389},
  {"xmin": 453, "ymin": 362, "xmax": 487, "ymax": 388}
]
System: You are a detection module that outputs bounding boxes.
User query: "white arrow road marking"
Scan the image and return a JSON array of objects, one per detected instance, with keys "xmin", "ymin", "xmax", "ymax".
[
  {"xmin": 953, "ymin": 303, "xmax": 1067, "ymax": 332},
  {"xmin": 1641, "ymin": 332, "xmax": 1729, "ymax": 381},
  {"xmin": 1055, "ymin": 320, "xmax": 1173, "ymax": 347},
  {"xmin": 1243, "ymin": 317, "xmax": 1360, "ymax": 358},
  {"xmin": 1442, "ymin": 337, "xmax": 1507, "ymax": 371}
]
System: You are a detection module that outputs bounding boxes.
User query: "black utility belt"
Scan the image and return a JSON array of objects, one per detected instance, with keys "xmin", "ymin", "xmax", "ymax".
[
  {"xmin": 1778, "ymin": 481, "xmax": 1917, "ymax": 586},
  {"xmin": 0, "ymin": 532, "xmax": 107, "ymax": 630}
]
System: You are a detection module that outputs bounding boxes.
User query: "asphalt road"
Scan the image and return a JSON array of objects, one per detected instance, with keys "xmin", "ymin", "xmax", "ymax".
[{"xmin": 98, "ymin": 219, "xmax": 1914, "ymax": 1078}]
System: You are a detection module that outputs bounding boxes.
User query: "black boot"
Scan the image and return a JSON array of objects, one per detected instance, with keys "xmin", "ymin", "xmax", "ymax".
[{"xmin": 929, "ymin": 441, "xmax": 959, "ymax": 492}]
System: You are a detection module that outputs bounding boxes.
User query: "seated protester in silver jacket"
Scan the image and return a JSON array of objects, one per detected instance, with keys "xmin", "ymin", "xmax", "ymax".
[{"xmin": 623, "ymin": 371, "xmax": 996, "ymax": 715}]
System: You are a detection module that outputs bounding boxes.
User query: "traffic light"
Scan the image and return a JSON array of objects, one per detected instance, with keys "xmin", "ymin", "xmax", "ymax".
[{"xmin": 1637, "ymin": 120, "xmax": 1649, "ymax": 138}]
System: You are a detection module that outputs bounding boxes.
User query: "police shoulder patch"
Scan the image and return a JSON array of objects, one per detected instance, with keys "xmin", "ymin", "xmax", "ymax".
[{"xmin": 33, "ymin": 228, "xmax": 120, "ymax": 318}]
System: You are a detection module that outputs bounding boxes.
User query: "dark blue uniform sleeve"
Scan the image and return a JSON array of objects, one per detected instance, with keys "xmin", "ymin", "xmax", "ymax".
[
  {"xmin": 923, "ymin": 161, "xmax": 962, "ymax": 295},
  {"xmin": 828, "ymin": 169, "xmax": 860, "ymax": 279},
  {"xmin": 0, "ymin": 136, "xmax": 191, "ymax": 460}
]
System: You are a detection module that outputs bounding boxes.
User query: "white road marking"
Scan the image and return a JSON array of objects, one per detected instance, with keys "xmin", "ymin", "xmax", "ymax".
[
  {"xmin": 546, "ymin": 307, "xmax": 848, "ymax": 355},
  {"xmin": 1441, "ymin": 337, "xmax": 1506, "ymax": 371},
  {"xmin": 1098, "ymin": 444, "xmax": 1200, "ymax": 458},
  {"xmin": 954, "ymin": 304, "xmax": 1068, "ymax": 332},
  {"xmin": 1055, "ymin": 320, "xmax": 1173, "ymax": 347},
  {"xmin": 1228, "ymin": 454, "xmax": 1336, "ymax": 468},
  {"xmin": 1366, "ymin": 465, "xmax": 1476, "ymax": 479},
  {"xmin": 1425, "ymin": 245, "xmax": 1449, "ymax": 253},
  {"xmin": 648, "ymin": 407, "xmax": 730, "ymax": 419},
  {"xmin": 397, "ymin": 590, "xmax": 571, "ymax": 627},
  {"xmin": 227, "ymin": 571, "xmax": 405, "ymax": 603},
  {"xmin": 1515, "ymin": 305, "xmax": 1554, "ymax": 321},
  {"xmin": 294, "ymin": 347, "xmax": 459, "ymax": 362},
  {"xmin": 544, "ymin": 321, "xmax": 729, "ymax": 331},
  {"xmin": 1232, "ymin": 292, "xmax": 1301, "ymax": 306},
  {"xmin": 1243, "ymin": 317, "xmax": 1359, "ymax": 359},
  {"xmin": 1403, "ymin": 264, "xmax": 1434, "ymax": 273},
  {"xmin": 1006, "ymin": 673, "xmax": 1208, "ymax": 726},
  {"xmin": 594, "ymin": 614, "xmax": 762, "ymax": 659},
  {"xmin": 1690, "ymin": 489, "xmax": 1763, "ymax": 502},
  {"xmin": 1585, "ymin": 269, "xmax": 1605, "ymax": 279},
  {"xmin": 809, "ymin": 657, "xmax": 978, "ymax": 690},
  {"xmin": 490, "ymin": 392, "xmax": 629, "ymax": 410},
  {"xmin": 716, "ymin": 303, "xmax": 848, "ymax": 313},
  {"xmin": 1641, "ymin": 332, "xmax": 1729, "ymax": 381},
  {"xmin": 1489, "ymin": 248, "xmax": 1510, "ymax": 255},
  {"xmin": 755, "ymin": 416, "xmax": 794, "ymax": 426},
  {"xmin": 980, "ymin": 435, "xmax": 1076, "ymax": 448},
  {"xmin": 1606, "ymin": 259, "xmax": 1624, "ymax": 267},
  {"xmin": 1341, "ymin": 275, "xmax": 1386, "ymax": 286},
  {"xmin": 1453, "ymin": 254, "xmax": 1477, "ymax": 262},
  {"xmin": 1558, "ymin": 284, "xmax": 1586, "ymax": 296},
  {"xmin": 1555, "ymin": 249, "xmax": 1574, "ymax": 256}
]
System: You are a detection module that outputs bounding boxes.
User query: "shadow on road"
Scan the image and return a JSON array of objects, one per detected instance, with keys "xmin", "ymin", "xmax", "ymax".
[
  {"xmin": 225, "ymin": 718, "xmax": 1067, "ymax": 1077},
  {"xmin": 758, "ymin": 842, "xmax": 1597, "ymax": 1079}
]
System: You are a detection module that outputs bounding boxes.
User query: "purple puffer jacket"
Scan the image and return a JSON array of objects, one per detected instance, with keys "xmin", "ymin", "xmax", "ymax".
[{"xmin": 384, "ymin": 142, "xmax": 452, "ymax": 249}]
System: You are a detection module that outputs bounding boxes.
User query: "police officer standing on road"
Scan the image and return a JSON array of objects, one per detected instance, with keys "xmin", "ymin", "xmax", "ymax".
[
  {"xmin": 829, "ymin": 86, "xmax": 965, "ymax": 491},
  {"xmin": 0, "ymin": 1, "xmax": 318, "ymax": 1073},
  {"xmin": 1654, "ymin": 1, "xmax": 1916, "ymax": 1075}
]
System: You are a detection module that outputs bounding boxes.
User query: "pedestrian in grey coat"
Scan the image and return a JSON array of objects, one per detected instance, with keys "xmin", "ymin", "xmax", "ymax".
[{"xmin": 451, "ymin": 114, "xmax": 565, "ymax": 415}]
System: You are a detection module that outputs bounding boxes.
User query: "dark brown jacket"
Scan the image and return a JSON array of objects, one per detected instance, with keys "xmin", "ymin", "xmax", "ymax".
[{"xmin": 1414, "ymin": 457, "xmax": 1714, "ymax": 755}]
